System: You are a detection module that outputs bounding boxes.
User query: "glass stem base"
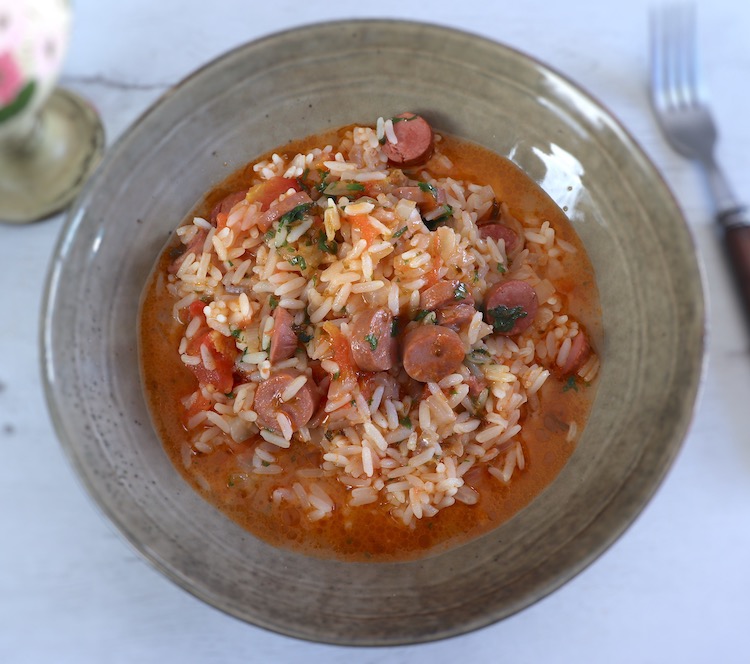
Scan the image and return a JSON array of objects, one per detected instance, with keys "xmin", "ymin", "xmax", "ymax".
[{"xmin": 0, "ymin": 88, "xmax": 105, "ymax": 225}]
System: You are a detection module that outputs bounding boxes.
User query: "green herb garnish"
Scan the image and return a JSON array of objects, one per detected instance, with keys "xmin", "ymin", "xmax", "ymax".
[
  {"xmin": 497, "ymin": 262, "xmax": 507, "ymax": 274},
  {"xmin": 563, "ymin": 375, "xmax": 579, "ymax": 392},
  {"xmin": 269, "ymin": 295, "xmax": 279, "ymax": 310},
  {"xmin": 487, "ymin": 305, "xmax": 527, "ymax": 333},
  {"xmin": 399, "ymin": 416, "xmax": 412, "ymax": 428},
  {"xmin": 392, "ymin": 225, "xmax": 407, "ymax": 238},
  {"xmin": 454, "ymin": 282, "xmax": 468, "ymax": 300},
  {"xmin": 289, "ymin": 254, "xmax": 307, "ymax": 270},
  {"xmin": 414, "ymin": 309, "xmax": 430, "ymax": 321},
  {"xmin": 322, "ymin": 180, "xmax": 364, "ymax": 196},
  {"xmin": 365, "ymin": 333, "xmax": 378, "ymax": 351},
  {"xmin": 315, "ymin": 169, "xmax": 330, "ymax": 193},
  {"xmin": 278, "ymin": 203, "xmax": 312, "ymax": 227},
  {"xmin": 424, "ymin": 204, "xmax": 453, "ymax": 231},
  {"xmin": 391, "ymin": 317, "xmax": 400, "ymax": 337},
  {"xmin": 317, "ymin": 231, "xmax": 338, "ymax": 255},
  {"xmin": 332, "ymin": 371, "xmax": 341, "ymax": 381},
  {"xmin": 418, "ymin": 181, "xmax": 438, "ymax": 198}
]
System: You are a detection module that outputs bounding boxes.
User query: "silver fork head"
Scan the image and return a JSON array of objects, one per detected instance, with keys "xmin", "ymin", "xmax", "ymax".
[{"xmin": 650, "ymin": 3, "xmax": 717, "ymax": 160}]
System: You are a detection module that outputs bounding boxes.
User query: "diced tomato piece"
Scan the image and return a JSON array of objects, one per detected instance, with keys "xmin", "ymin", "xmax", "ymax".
[
  {"xmin": 323, "ymin": 322, "xmax": 356, "ymax": 383},
  {"xmin": 350, "ymin": 214, "xmax": 379, "ymax": 245},
  {"xmin": 188, "ymin": 300, "xmax": 206, "ymax": 321},
  {"xmin": 187, "ymin": 330, "xmax": 236, "ymax": 394},
  {"xmin": 246, "ymin": 176, "xmax": 300, "ymax": 211},
  {"xmin": 183, "ymin": 390, "xmax": 211, "ymax": 427}
]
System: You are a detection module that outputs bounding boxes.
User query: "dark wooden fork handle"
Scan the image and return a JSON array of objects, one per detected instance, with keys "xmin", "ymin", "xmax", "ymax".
[{"xmin": 720, "ymin": 207, "xmax": 750, "ymax": 323}]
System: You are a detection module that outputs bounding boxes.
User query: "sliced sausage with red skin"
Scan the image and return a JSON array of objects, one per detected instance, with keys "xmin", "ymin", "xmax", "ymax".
[
  {"xmin": 360, "ymin": 371, "xmax": 400, "ymax": 402},
  {"xmin": 561, "ymin": 329, "xmax": 592, "ymax": 376},
  {"xmin": 420, "ymin": 280, "xmax": 474, "ymax": 311},
  {"xmin": 402, "ymin": 325, "xmax": 465, "ymax": 383},
  {"xmin": 478, "ymin": 223, "xmax": 519, "ymax": 255},
  {"xmin": 254, "ymin": 370, "xmax": 319, "ymax": 432},
  {"xmin": 269, "ymin": 307, "xmax": 298, "ymax": 364},
  {"xmin": 257, "ymin": 190, "xmax": 313, "ymax": 231},
  {"xmin": 168, "ymin": 229, "xmax": 208, "ymax": 275},
  {"xmin": 210, "ymin": 191, "xmax": 246, "ymax": 226},
  {"xmin": 484, "ymin": 280, "xmax": 538, "ymax": 336},
  {"xmin": 350, "ymin": 308, "xmax": 397, "ymax": 372},
  {"xmin": 437, "ymin": 303, "xmax": 476, "ymax": 329},
  {"xmin": 382, "ymin": 113, "xmax": 435, "ymax": 168}
]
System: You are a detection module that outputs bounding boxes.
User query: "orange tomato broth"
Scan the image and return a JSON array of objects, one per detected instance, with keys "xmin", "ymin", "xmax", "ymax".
[{"xmin": 139, "ymin": 126, "xmax": 601, "ymax": 562}]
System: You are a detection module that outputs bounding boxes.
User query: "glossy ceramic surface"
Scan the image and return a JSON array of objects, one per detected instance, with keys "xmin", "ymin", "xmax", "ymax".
[{"xmin": 41, "ymin": 20, "xmax": 704, "ymax": 645}]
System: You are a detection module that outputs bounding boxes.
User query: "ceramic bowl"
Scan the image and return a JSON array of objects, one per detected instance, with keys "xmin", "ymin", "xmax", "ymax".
[{"xmin": 42, "ymin": 20, "xmax": 704, "ymax": 645}]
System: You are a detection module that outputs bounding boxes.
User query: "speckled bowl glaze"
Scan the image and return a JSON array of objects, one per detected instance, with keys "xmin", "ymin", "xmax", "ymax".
[{"xmin": 41, "ymin": 20, "xmax": 704, "ymax": 645}]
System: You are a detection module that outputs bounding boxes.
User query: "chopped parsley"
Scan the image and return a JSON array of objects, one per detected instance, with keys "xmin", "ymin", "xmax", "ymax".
[
  {"xmin": 414, "ymin": 309, "xmax": 436, "ymax": 324},
  {"xmin": 269, "ymin": 295, "xmax": 279, "ymax": 310},
  {"xmin": 391, "ymin": 114, "xmax": 418, "ymax": 123},
  {"xmin": 497, "ymin": 262, "xmax": 507, "ymax": 274},
  {"xmin": 324, "ymin": 430, "xmax": 335, "ymax": 441},
  {"xmin": 315, "ymin": 169, "xmax": 330, "ymax": 193},
  {"xmin": 322, "ymin": 180, "xmax": 365, "ymax": 196},
  {"xmin": 468, "ymin": 348, "xmax": 491, "ymax": 364},
  {"xmin": 294, "ymin": 324, "xmax": 313, "ymax": 343},
  {"xmin": 365, "ymin": 333, "xmax": 378, "ymax": 351},
  {"xmin": 472, "ymin": 268, "xmax": 480, "ymax": 283},
  {"xmin": 230, "ymin": 328, "xmax": 242, "ymax": 339},
  {"xmin": 289, "ymin": 254, "xmax": 307, "ymax": 270},
  {"xmin": 563, "ymin": 375, "xmax": 579, "ymax": 392},
  {"xmin": 392, "ymin": 225, "xmax": 408, "ymax": 238},
  {"xmin": 454, "ymin": 282, "xmax": 468, "ymax": 300},
  {"xmin": 261, "ymin": 460, "xmax": 271, "ymax": 467},
  {"xmin": 424, "ymin": 204, "xmax": 453, "ymax": 230},
  {"xmin": 399, "ymin": 416, "xmax": 412, "ymax": 428},
  {"xmin": 487, "ymin": 305, "xmax": 527, "ymax": 333},
  {"xmin": 417, "ymin": 181, "xmax": 438, "ymax": 199},
  {"xmin": 225, "ymin": 391, "xmax": 236, "ymax": 399},
  {"xmin": 317, "ymin": 231, "xmax": 338, "ymax": 255},
  {"xmin": 278, "ymin": 202, "xmax": 312, "ymax": 227},
  {"xmin": 332, "ymin": 371, "xmax": 340, "ymax": 381}
]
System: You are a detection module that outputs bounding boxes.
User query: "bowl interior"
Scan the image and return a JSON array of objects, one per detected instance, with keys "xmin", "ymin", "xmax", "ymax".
[{"xmin": 42, "ymin": 20, "xmax": 704, "ymax": 645}]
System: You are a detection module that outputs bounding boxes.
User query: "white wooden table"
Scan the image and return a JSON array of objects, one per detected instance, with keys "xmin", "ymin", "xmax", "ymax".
[{"xmin": 2, "ymin": 1, "xmax": 749, "ymax": 661}]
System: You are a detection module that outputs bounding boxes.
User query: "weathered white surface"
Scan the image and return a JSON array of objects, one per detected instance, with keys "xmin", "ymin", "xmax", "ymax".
[{"xmin": 1, "ymin": 0, "xmax": 749, "ymax": 662}]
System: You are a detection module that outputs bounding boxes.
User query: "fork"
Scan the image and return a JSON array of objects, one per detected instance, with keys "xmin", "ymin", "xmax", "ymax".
[{"xmin": 650, "ymin": 4, "xmax": 750, "ymax": 320}]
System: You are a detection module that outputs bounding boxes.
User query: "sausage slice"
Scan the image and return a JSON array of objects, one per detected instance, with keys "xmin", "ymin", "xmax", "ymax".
[
  {"xmin": 254, "ymin": 370, "xmax": 319, "ymax": 432},
  {"xmin": 169, "ymin": 228, "xmax": 207, "ymax": 274},
  {"xmin": 403, "ymin": 325, "xmax": 465, "ymax": 383},
  {"xmin": 269, "ymin": 307, "xmax": 298, "ymax": 364},
  {"xmin": 437, "ymin": 303, "xmax": 476, "ymax": 329},
  {"xmin": 478, "ymin": 223, "xmax": 519, "ymax": 255},
  {"xmin": 561, "ymin": 329, "xmax": 592, "ymax": 376},
  {"xmin": 420, "ymin": 280, "xmax": 474, "ymax": 311},
  {"xmin": 350, "ymin": 307, "xmax": 397, "ymax": 372},
  {"xmin": 210, "ymin": 191, "xmax": 246, "ymax": 226},
  {"xmin": 382, "ymin": 113, "xmax": 435, "ymax": 168},
  {"xmin": 484, "ymin": 280, "xmax": 538, "ymax": 336}
]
